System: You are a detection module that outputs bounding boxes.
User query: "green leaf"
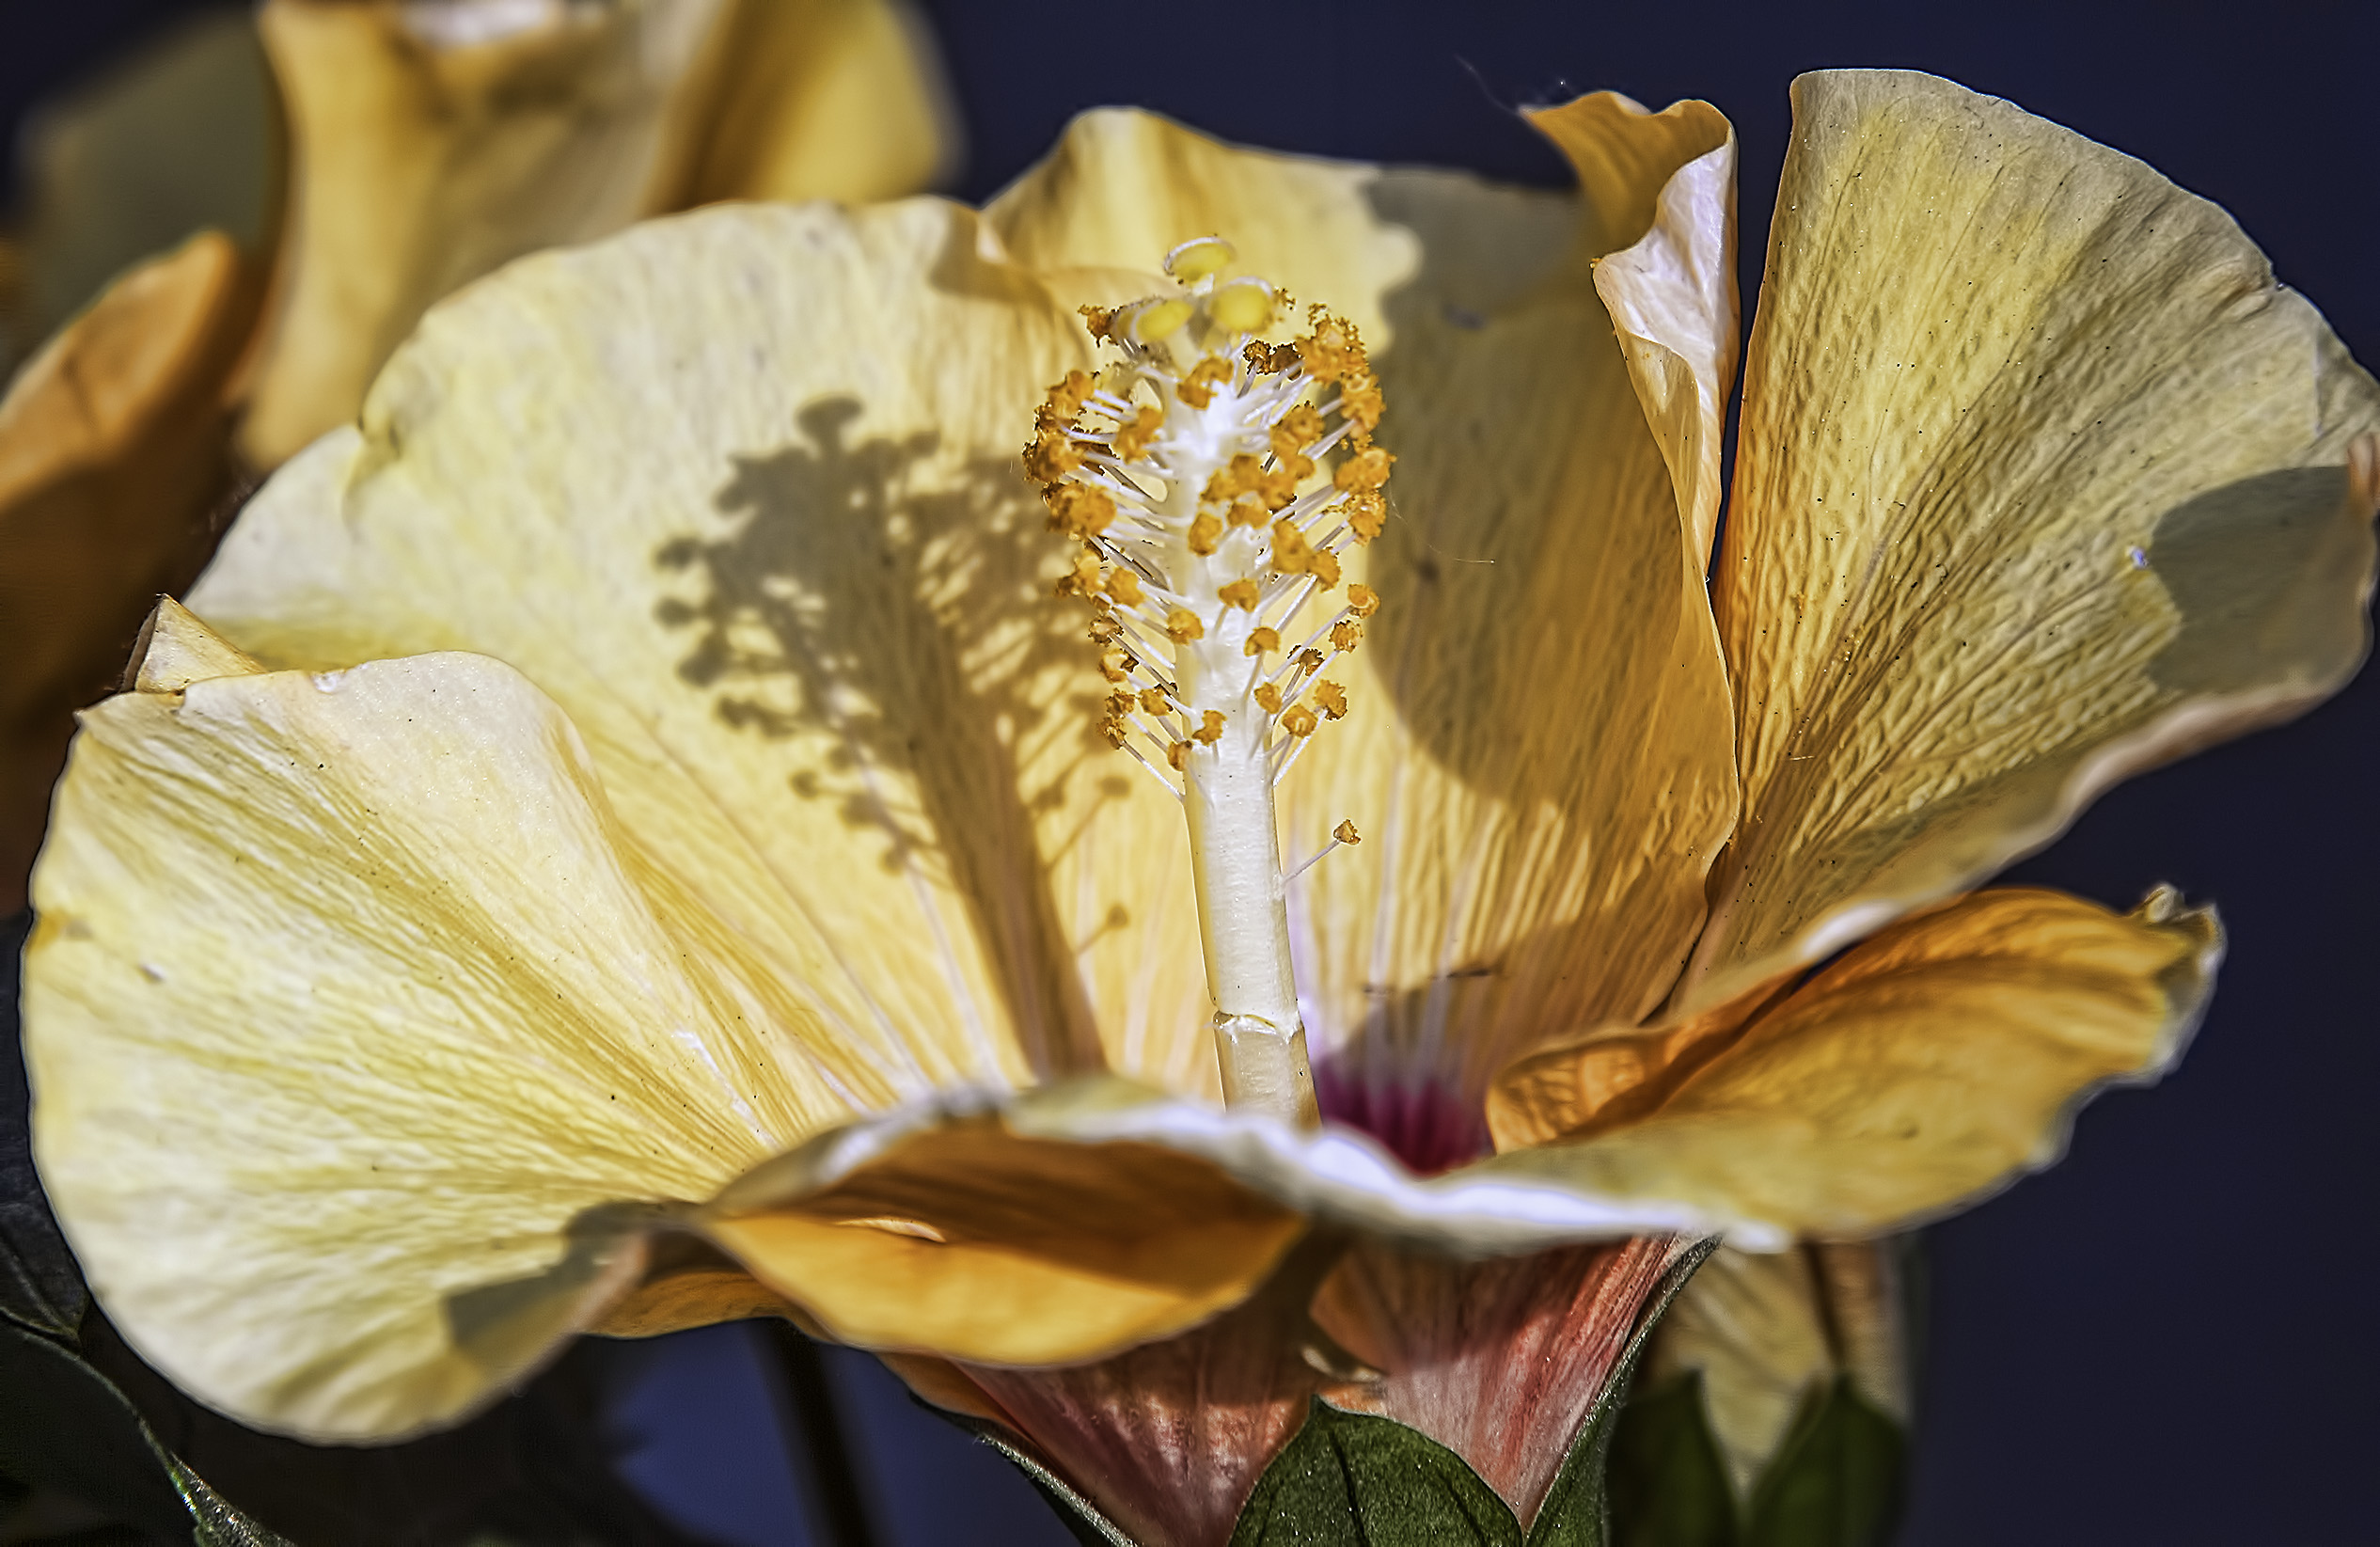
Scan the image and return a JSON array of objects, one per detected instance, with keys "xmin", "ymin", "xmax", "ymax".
[
  {"xmin": 165, "ymin": 1459, "xmax": 293, "ymax": 1547},
  {"xmin": 1605, "ymin": 1372, "xmax": 1739, "ymax": 1547},
  {"xmin": 2, "ymin": 915, "xmax": 88, "ymax": 1342},
  {"xmin": 0, "ymin": 1321, "xmax": 192, "ymax": 1538},
  {"xmin": 1742, "ymin": 1378, "xmax": 1903, "ymax": 1547},
  {"xmin": 0, "ymin": 1321, "xmax": 299, "ymax": 1545},
  {"xmin": 1526, "ymin": 1237, "xmax": 1721, "ymax": 1547},
  {"xmin": 1229, "ymin": 1397, "xmax": 1524, "ymax": 1546},
  {"xmin": 955, "ymin": 1418, "xmax": 1140, "ymax": 1547}
]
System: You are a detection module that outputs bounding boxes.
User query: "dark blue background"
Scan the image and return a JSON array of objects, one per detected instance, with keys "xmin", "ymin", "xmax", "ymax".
[{"xmin": 7, "ymin": 2, "xmax": 2377, "ymax": 1542}]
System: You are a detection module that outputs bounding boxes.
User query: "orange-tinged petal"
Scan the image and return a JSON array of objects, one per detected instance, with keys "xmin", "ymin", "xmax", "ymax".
[
  {"xmin": 0, "ymin": 231, "xmax": 260, "ymax": 910},
  {"xmin": 702, "ymin": 1109, "xmax": 1305, "ymax": 1365},
  {"xmin": 1488, "ymin": 887, "xmax": 2219, "ymax": 1238},
  {"xmin": 1689, "ymin": 69, "xmax": 2380, "ymax": 1009}
]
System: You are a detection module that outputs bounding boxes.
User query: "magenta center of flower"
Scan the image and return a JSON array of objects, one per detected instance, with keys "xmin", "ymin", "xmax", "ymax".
[{"xmin": 1313, "ymin": 1064, "xmax": 1489, "ymax": 1176}]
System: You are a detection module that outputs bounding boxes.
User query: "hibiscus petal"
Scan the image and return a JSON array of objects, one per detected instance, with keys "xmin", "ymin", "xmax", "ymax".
[
  {"xmin": 197, "ymin": 197, "xmax": 1212, "ymax": 1100},
  {"xmin": 1298, "ymin": 98, "xmax": 1742, "ymax": 1113},
  {"xmin": 27, "ymin": 617, "xmax": 800, "ymax": 1440},
  {"xmin": 1, "ymin": 231, "xmax": 260, "ymax": 910},
  {"xmin": 658, "ymin": 0, "xmax": 954, "ymax": 208},
  {"xmin": 700, "ymin": 1087, "xmax": 1306, "ymax": 1365},
  {"xmin": 1485, "ymin": 887, "xmax": 2219, "ymax": 1238},
  {"xmin": 239, "ymin": 0, "xmax": 952, "ymax": 468},
  {"xmin": 0, "ymin": 8, "xmax": 274, "ymax": 346},
  {"xmin": 1689, "ymin": 69, "xmax": 2380, "ymax": 1009},
  {"xmin": 984, "ymin": 106, "xmax": 1422, "ymax": 349}
]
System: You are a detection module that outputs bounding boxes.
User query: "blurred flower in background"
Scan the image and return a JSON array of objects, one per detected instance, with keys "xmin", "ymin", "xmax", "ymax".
[{"xmin": 0, "ymin": 0, "xmax": 954, "ymax": 914}]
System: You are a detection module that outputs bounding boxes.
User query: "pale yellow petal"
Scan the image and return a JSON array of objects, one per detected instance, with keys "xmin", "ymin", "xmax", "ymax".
[
  {"xmin": 238, "ymin": 0, "xmax": 728, "ymax": 466},
  {"xmin": 1688, "ymin": 69, "xmax": 2380, "ymax": 1009},
  {"xmin": 1487, "ymin": 887, "xmax": 2219, "ymax": 1237},
  {"xmin": 1552, "ymin": 97, "xmax": 1740, "ymax": 564},
  {"xmin": 196, "ymin": 198, "xmax": 1206, "ymax": 1101},
  {"xmin": 1, "ymin": 9, "xmax": 275, "ymax": 351},
  {"xmin": 0, "ymin": 231, "xmax": 260, "ymax": 910},
  {"xmin": 653, "ymin": 0, "xmax": 954, "ymax": 208},
  {"xmin": 1293, "ymin": 97, "xmax": 1740, "ymax": 1111},
  {"xmin": 984, "ymin": 107, "xmax": 1420, "ymax": 349},
  {"xmin": 26, "ymin": 635, "xmax": 811, "ymax": 1439}
]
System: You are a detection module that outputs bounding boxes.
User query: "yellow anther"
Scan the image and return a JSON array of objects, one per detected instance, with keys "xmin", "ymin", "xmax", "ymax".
[
  {"xmin": 1230, "ymin": 498, "xmax": 1269, "ymax": 529},
  {"xmin": 1295, "ymin": 647, "xmax": 1326, "ymax": 673},
  {"xmin": 1088, "ymin": 614, "xmax": 1123, "ymax": 643},
  {"xmin": 1244, "ymin": 625, "xmax": 1280, "ymax": 656},
  {"xmin": 1102, "ymin": 719, "xmax": 1128, "ymax": 748},
  {"xmin": 1056, "ymin": 552, "xmax": 1101, "ymax": 596},
  {"xmin": 1270, "ymin": 404, "xmax": 1325, "ymax": 457},
  {"xmin": 1189, "ymin": 513, "xmax": 1225, "ymax": 556},
  {"xmin": 1167, "ymin": 740, "xmax": 1190, "ymax": 770},
  {"xmin": 1218, "ymin": 577, "xmax": 1261, "ymax": 610},
  {"xmin": 1314, "ymin": 680, "xmax": 1348, "ymax": 719},
  {"xmin": 1080, "ymin": 306, "xmax": 1116, "ymax": 342},
  {"xmin": 1282, "ymin": 704, "xmax": 1319, "ymax": 738},
  {"xmin": 1177, "ymin": 355, "xmax": 1232, "ymax": 410},
  {"xmin": 1254, "ymin": 682, "xmax": 1284, "ymax": 713},
  {"xmin": 1106, "ymin": 567, "xmax": 1144, "ymax": 606},
  {"xmin": 1112, "ymin": 404, "xmax": 1165, "ymax": 460},
  {"xmin": 1047, "ymin": 482, "xmax": 1117, "ymax": 538},
  {"xmin": 1140, "ymin": 687, "xmax": 1172, "ymax": 715},
  {"xmin": 1167, "ymin": 608, "xmax": 1206, "ymax": 642},
  {"xmin": 1208, "ymin": 276, "xmax": 1274, "ymax": 334},
  {"xmin": 1309, "ymin": 548, "xmax": 1342, "ymax": 588},
  {"xmin": 1344, "ymin": 489, "xmax": 1387, "ymax": 543},
  {"xmin": 1339, "ymin": 376, "xmax": 1384, "ymax": 434},
  {"xmin": 1333, "ymin": 445, "xmax": 1395, "ymax": 493},
  {"xmin": 1247, "ymin": 339, "xmax": 1301, "ymax": 376},
  {"xmin": 1165, "ymin": 235, "xmax": 1235, "ymax": 283},
  {"xmin": 1130, "ymin": 298, "xmax": 1194, "ymax": 342},
  {"xmin": 1299, "ymin": 309, "xmax": 1368, "ymax": 384},
  {"xmin": 1024, "ymin": 432, "xmax": 1080, "ymax": 484},
  {"xmin": 1100, "ymin": 648, "xmax": 1132, "ymax": 682},
  {"xmin": 1270, "ymin": 519, "xmax": 1315, "ymax": 576},
  {"xmin": 1331, "ymin": 620, "xmax": 1363, "ymax": 653},
  {"xmin": 1040, "ymin": 369, "xmax": 1095, "ymax": 425},
  {"xmin": 1205, "ymin": 452, "xmax": 1264, "ymax": 505},
  {"xmin": 1194, "ymin": 709, "xmax": 1227, "ymax": 746},
  {"xmin": 1333, "ymin": 819, "xmax": 1361, "ymax": 845},
  {"xmin": 1258, "ymin": 465, "xmax": 1303, "ymax": 510},
  {"xmin": 1347, "ymin": 582, "xmax": 1380, "ymax": 617}
]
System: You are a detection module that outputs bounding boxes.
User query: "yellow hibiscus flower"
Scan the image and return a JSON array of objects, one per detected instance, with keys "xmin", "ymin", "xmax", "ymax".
[{"xmin": 22, "ymin": 68, "xmax": 2376, "ymax": 1540}]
